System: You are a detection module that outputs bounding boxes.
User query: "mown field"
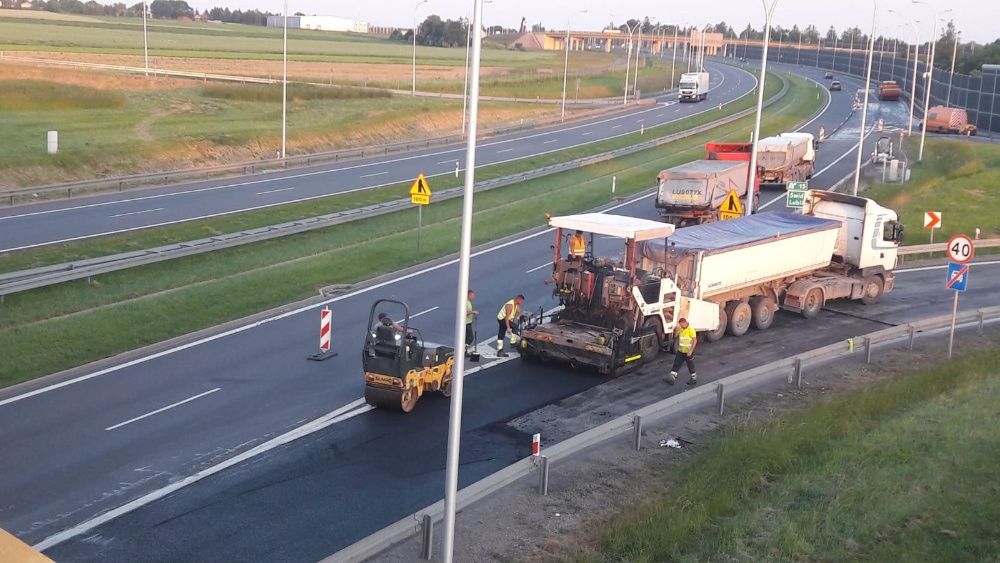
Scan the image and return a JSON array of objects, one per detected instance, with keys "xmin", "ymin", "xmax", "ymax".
[
  {"xmin": 595, "ymin": 341, "xmax": 1000, "ymax": 562},
  {"xmin": 0, "ymin": 71, "xmax": 817, "ymax": 388},
  {"xmin": 865, "ymin": 138, "xmax": 1000, "ymax": 243}
]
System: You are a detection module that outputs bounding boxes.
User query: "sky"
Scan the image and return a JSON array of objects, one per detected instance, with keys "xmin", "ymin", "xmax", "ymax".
[{"xmin": 189, "ymin": 0, "xmax": 997, "ymax": 44}]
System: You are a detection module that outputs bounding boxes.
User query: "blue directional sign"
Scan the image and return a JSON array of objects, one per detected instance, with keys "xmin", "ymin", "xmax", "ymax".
[{"xmin": 946, "ymin": 262, "xmax": 969, "ymax": 292}]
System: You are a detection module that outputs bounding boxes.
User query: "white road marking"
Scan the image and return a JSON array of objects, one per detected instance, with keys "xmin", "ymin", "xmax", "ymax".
[
  {"xmin": 496, "ymin": 148, "xmax": 514, "ymax": 154},
  {"xmin": 543, "ymin": 139, "xmax": 559, "ymax": 144},
  {"xmin": 0, "ymin": 193, "xmax": 656, "ymax": 410},
  {"xmin": 255, "ymin": 187, "xmax": 295, "ymax": 195},
  {"xmin": 109, "ymin": 208, "xmax": 164, "ymax": 218},
  {"xmin": 360, "ymin": 171, "xmax": 388, "ymax": 178},
  {"xmin": 611, "ymin": 124, "xmax": 622, "ymax": 129},
  {"xmin": 410, "ymin": 306, "xmax": 439, "ymax": 318},
  {"xmin": 636, "ymin": 119, "xmax": 645, "ymax": 123},
  {"xmin": 896, "ymin": 260, "xmax": 1000, "ymax": 273},
  {"xmin": 105, "ymin": 388, "xmax": 221, "ymax": 431},
  {"xmin": 34, "ymin": 398, "xmax": 371, "ymax": 552},
  {"xmin": 525, "ymin": 262, "xmax": 551, "ymax": 274},
  {"xmin": 582, "ymin": 131, "xmax": 594, "ymax": 136},
  {"xmin": 437, "ymin": 159, "xmax": 458, "ymax": 164},
  {"xmin": 655, "ymin": 113, "xmax": 665, "ymax": 117}
]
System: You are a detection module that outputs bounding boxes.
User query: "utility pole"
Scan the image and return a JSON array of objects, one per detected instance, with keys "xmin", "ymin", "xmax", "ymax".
[
  {"xmin": 946, "ymin": 30, "xmax": 959, "ymax": 107},
  {"xmin": 142, "ymin": 1, "xmax": 149, "ymax": 76},
  {"xmin": 281, "ymin": 0, "xmax": 287, "ymax": 159},
  {"xmin": 852, "ymin": 0, "xmax": 878, "ymax": 196},
  {"xmin": 747, "ymin": 0, "xmax": 779, "ymax": 217}
]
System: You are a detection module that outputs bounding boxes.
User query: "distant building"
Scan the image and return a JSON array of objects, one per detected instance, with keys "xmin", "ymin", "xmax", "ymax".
[{"xmin": 266, "ymin": 15, "xmax": 368, "ymax": 34}]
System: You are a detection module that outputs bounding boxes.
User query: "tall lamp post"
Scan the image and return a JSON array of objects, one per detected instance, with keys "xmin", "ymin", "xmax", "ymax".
[
  {"xmin": 946, "ymin": 30, "xmax": 959, "ymax": 107},
  {"xmin": 412, "ymin": 0, "xmax": 428, "ymax": 96},
  {"xmin": 851, "ymin": 0, "xmax": 877, "ymax": 197},
  {"xmin": 281, "ymin": 0, "xmax": 288, "ymax": 159},
  {"xmin": 142, "ymin": 1, "xmax": 149, "ymax": 76},
  {"xmin": 746, "ymin": 0, "xmax": 779, "ymax": 217},
  {"xmin": 913, "ymin": 2, "xmax": 952, "ymax": 162},
  {"xmin": 562, "ymin": 9, "xmax": 588, "ymax": 120},
  {"xmin": 621, "ymin": 20, "xmax": 641, "ymax": 105},
  {"xmin": 670, "ymin": 24, "xmax": 680, "ymax": 89},
  {"xmin": 441, "ymin": 0, "xmax": 485, "ymax": 560},
  {"xmin": 463, "ymin": 0, "xmax": 492, "ymax": 135},
  {"xmin": 889, "ymin": 9, "xmax": 920, "ymax": 135}
]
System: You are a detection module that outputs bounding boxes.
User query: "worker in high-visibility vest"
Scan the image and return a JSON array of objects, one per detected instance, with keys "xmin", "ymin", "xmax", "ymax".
[
  {"xmin": 496, "ymin": 294, "xmax": 524, "ymax": 357},
  {"xmin": 667, "ymin": 318, "xmax": 698, "ymax": 386},
  {"xmin": 465, "ymin": 289, "xmax": 479, "ymax": 356},
  {"xmin": 568, "ymin": 230, "xmax": 587, "ymax": 260}
]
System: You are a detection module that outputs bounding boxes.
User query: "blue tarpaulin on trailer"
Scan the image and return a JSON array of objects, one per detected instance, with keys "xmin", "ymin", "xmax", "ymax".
[{"xmin": 641, "ymin": 212, "xmax": 840, "ymax": 259}]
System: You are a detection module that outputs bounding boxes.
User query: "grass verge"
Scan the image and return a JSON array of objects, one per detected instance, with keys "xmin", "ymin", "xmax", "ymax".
[
  {"xmin": 0, "ymin": 72, "xmax": 821, "ymax": 387},
  {"xmin": 1, "ymin": 67, "xmax": 785, "ymax": 273},
  {"xmin": 864, "ymin": 138, "xmax": 1000, "ymax": 243},
  {"xmin": 596, "ymin": 343, "xmax": 1000, "ymax": 562}
]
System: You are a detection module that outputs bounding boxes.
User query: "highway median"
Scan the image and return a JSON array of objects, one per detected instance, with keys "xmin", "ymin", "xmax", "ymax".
[{"xmin": 0, "ymin": 71, "xmax": 822, "ymax": 388}]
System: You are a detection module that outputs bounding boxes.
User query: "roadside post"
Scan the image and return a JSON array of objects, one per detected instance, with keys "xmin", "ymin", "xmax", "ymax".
[
  {"xmin": 945, "ymin": 234, "xmax": 974, "ymax": 359},
  {"xmin": 785, "ymin": 181, "xmax": 807, "ymax": 209},
  {"xmin": 409, "ymin": 174, "xmax": 432, "ymax": 253},
  {"xmin": 924, "ymin": 211, "xmax": 941, "ymax": 244}
]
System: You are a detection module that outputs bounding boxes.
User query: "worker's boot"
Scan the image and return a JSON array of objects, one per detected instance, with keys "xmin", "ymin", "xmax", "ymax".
[
  {"xmin": 666, "ymin": 371, "xmax": 677, "ymax": 385},
  {"xmin": 496, "ymin": 341, "xmax": 508, "ymax": 357},
  {"xmin": 687, "ymin": 373, "xmax": 698, "ymax": 386}
]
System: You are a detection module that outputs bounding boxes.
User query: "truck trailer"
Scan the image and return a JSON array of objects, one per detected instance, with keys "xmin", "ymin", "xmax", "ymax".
[
  {"xmin": 519, "ymin": 191, "xmax": 903, "ymax": 374},
  {"xmin": 678, "ymin": 72, "xmax": 709, "ymax": 102},
  {"xmin": 654, "ymin": 141, "xmax": 761, "ymax": 226},
  {"xmin": 638, "ymin": 190, "xmax": 904, "ymax": 341},
  {"xmin": 756, "ymin": 132, "xmax": 816, "ymax": 187}
]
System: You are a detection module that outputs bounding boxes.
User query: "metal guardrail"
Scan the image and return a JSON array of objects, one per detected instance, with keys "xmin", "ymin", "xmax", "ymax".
[
  {"xmin": 325, "ymin": 305, "xmax": 1000, "ymax": 562},
  {"xmin": 898, "ymin": 239, "xmax": 1000, "ymax": 256},
  {"xmin": 0, "ymin": 76, "xmax": 789, "ymax": 298}
]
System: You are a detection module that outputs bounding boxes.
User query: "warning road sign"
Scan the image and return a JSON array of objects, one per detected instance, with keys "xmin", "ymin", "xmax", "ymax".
[
  {"xmin": 410, "ymin": 173, "xmax": 432, "ymax": 205},
  {"xmin": 923, "ymin": 211, "xmax": 941, "ymax": 229},
  {"xmin": 719, "ymin": 189, "xmax": 743, "ymax": 220}
]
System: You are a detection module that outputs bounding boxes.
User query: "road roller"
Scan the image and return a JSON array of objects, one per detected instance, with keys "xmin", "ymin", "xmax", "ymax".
[{"xmin": 362, "ymin": 299, "xmax": 455, "ymax": 413}]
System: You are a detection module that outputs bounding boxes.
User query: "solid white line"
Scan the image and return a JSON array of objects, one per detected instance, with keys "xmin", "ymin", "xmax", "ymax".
[
  {"xmin": 525, "ymin": 262, "xmax": 551, "ymax": 274},
  {"xmin": 104, "ymin": 388, "xmax": 221, "ymax": 431},
  {"xmin": 410, "ymin": 306, "xmax": 439, "ymax": 318},
  {"xmin": 496, "ymin": 148, "xmax": 514, "ymax": 154},
  {"xmin": 812, "ymin": 124, "xmax": 877, "ymax": 179},
  {"xmin": 543, "ymin": 139, "xmax": 559, "ymax": 144},
  {"xmin": 255, "ymin": 187, "xmax": 295, "ymax": 195},
  {"xmin": 34, "ymin": 398, "xmax": 371, "ymax": 552},
  {"xmin": 0, "ymin": 68, "xmax": 755, "ymax": 254},
  {"xmin": 360, "ymin": 171, "xmax": 388, "ymax": 178},
  {"xmin": 896, "ymin": 260, "xmax": 1000, "ymax": 273},
  {"xmin": 0, "ymin": 192, "xmax": 656, "ymax": 410},
  {"xmin": 109, "ymin": 208, "xmax": 163, "ymax": 218}
]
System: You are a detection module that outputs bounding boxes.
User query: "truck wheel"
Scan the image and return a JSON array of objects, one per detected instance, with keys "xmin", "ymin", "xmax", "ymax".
[
  {"xmin": 801, "ymin": 288, "xmax": 824, "ymax": 319},
  {"xmin": 726, "ymin": 301, "xmax": 752, "ymax": 337},
  {"xmin": 861, "ymin": 275, "xmax": 884, "ymax": 305},
  {"xmin": 640, "ymin": 318, "xmax": 662, "ymax": 362},
  {"xmin": 704, "ymin": 307, "xmax": 728, "ymax": 342},
  {"xmin": 750, "ymin": 296, "xmax": 776, "ymax": 330}
]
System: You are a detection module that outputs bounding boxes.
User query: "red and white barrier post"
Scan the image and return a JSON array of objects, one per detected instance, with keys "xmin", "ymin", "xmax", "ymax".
[
  {"xmin": 308, "ymin": 306, "xmax": 338, "ymax": 361},
  {"xmin": 531, "ymin": 433, "xmax": 541, "ymax": 456}
]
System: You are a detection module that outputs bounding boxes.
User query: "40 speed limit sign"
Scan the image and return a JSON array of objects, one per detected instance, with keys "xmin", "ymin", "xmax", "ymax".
[{"xmin": 946, "ymin": 234, "xmax": 975, "ymax": 264}]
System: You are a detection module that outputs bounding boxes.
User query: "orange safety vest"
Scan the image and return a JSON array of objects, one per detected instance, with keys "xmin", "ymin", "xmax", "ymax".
[{"xmin": 569, "ymin": 235, "xmax": 586, "ymax": 257}]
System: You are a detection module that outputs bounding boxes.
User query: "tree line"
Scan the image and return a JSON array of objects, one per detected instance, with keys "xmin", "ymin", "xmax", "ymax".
[{"xmin": 13, "ymin": 0, "xmax": 275, "ymax": 24}]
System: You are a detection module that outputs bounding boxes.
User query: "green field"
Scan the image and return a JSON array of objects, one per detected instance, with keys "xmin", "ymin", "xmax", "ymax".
[
  {"xmin": 0, "ymin": 71, "xmax": 818, "ymax": 388},
  {"xmin": 596, "ymin": 342, "xmax": 1000, "ymax": 562},
  {"xmin": 865, "ymin": 138, "xmax": 1000, "ymax": 243}
]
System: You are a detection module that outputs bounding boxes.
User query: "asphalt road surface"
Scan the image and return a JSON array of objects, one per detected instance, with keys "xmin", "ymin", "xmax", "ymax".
[
  {"xmin": 0, "ymin": 63, "xmax": 755, "ymax": 252},
  {"xmin": 0, "ymin": 62, "xmax": 945, "ymax": 560}
]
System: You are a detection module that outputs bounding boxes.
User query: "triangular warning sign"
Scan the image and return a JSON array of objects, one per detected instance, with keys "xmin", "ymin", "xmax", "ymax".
[
  {"xmin": 409, "ymin": 174, "xmax": 432, "ymax": 196},
  {"xmin": 721, "ymin": 189, "xmax": 743, "ymax": 214}
]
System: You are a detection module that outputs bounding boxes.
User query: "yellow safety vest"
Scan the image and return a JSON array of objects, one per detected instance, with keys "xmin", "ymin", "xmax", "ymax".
[
  {"xmin": 677, "ymin": 326, "xmax": 697, "ymax": 353},
  {"xmin": 466, "ymin": 300, "xmax": 475, "ymax": 324},
  {"xmin": 497, "ymin": 299, "xmax": 519, "ymax": 321},
  {"xmin": 569, "ymin": 235, "xmax": 586, "ymax": 257}
]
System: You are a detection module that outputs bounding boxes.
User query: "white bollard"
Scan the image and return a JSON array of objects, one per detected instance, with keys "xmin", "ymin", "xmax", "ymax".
[
  {"xmin": 47, "ymin": 130, "xmax": 58, "ymax": 155},
  {"xmin": 455, "ymin": 161, "xmax": 460, "ymax": 178},
  {"xmin": 611, "ymin": 175, "xmax": 616, "ymax": 194}
]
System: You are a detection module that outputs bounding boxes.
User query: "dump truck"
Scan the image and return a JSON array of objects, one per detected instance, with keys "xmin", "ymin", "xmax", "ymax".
[
  {"xmin": 877, "ymin": 80, "xmax": 901, "ymax": 101},
  {"xmin": 362, "ymin": 299, "xmax": 454, "ymax": 413},
  {"xmin": 678, "ymin": 71, "xmax": 710, "ymax": 102},
  {"xmin": 756, "ymin": 132, "xmax": 816, "ymax": 187},
  {"xmin": 520, "ymin": 191, "xmax": 904, "ymax": 374},
  {"xmin": 654, "ymin": 142, "xmax": 759, "ymax": 226},
  {"xmin": 638, "ymin": 190, "xmax": 904, "ymax": 342},
  {"xmin": 922, "ymin": 106, "xmax": 977, "ymax": 136},
  {"xmin": 518, "ymin": 214, "xmax": 720, "ymax": 376}
]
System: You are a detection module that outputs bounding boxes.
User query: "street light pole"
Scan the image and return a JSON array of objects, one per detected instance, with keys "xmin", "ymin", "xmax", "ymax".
[
  {"xmin": 914, "ymin": 3, "xmax": 952, "ymax": 162},
  {"xmin": 633, "ymin": 27, "xmax": 642, "ymax": 100},
  {"xmin": 832, "ymin": 35, "xmax": 838, "ymax": 72},
  {"xmin": 746, "ymin": 0, "xmax": 778, "ymax": 217},
  {"xmin": 622, "ymin": 21, "xmax": 640, "ymax": 105},
  {"xmin": 142, "ymin": 1, "xmax": 149, "ymax": 76},
  {"xmin": 281, "ymin": 0, "xmax": 287, "ymax": 159},
  {"xmin": 462, "ymin": 23, "xmax": 471, "ymax": 134},
  {"xmin": 946, "ymin": 30, "xmax": 959, "ymax": 107},
  {"xmin": 890, "ymin": 9, "xmax": 920, "ymax": 135},
  {"xmin": 852, "ymin": 0, "xmax": 877, "ymax": 197},
  {"xmin": 670, "ymin": 25, "xmax": 678, "ymax": 89},
  {"xmin": 412, "ymin": 0, "xmax": 428, "ymax": 97},
  {"xmin": 441, "ymin": 0, "xmax": 484, "ymax": 559},
  {"xmin": 562, "ymin": 10, "xmax": 587, "ymax": 120}
]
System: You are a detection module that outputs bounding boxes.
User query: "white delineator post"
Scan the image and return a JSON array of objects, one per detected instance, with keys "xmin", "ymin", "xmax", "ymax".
[
  {"xmin": 442, "ymin": 0, "xmax": 484, "ymax": 560},
  {"xmin": 745, "ymin": 0, "xmax": 778, "ymax": 217},
  {"xmin": 47, "ymin": 131, "xmax": 58, "ymax": 155},
  {"xmin": 531, "ymin": 433, "xmax": 541, "ymax": 456},
  {"xmin": 852, "ymin": 0, "xmax": 878, "ymax": 197}
]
